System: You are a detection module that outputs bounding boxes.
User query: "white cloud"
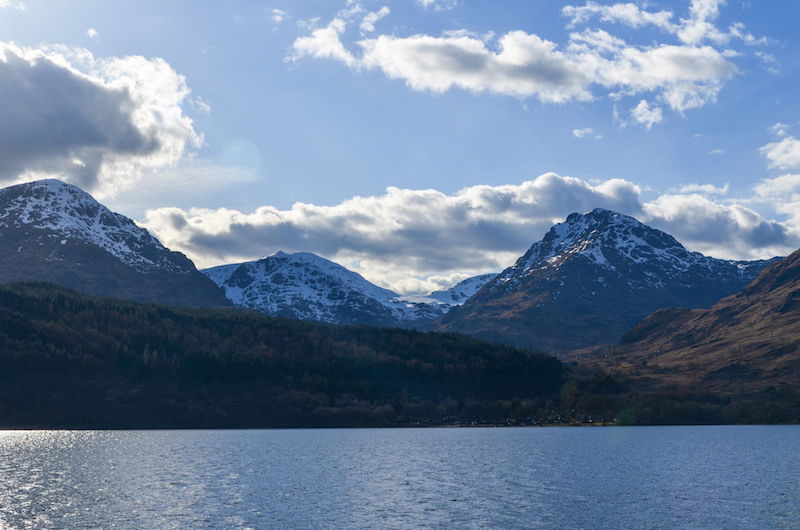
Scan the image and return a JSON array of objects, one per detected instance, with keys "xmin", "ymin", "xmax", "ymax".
[
  {"xmin": 630, "ymin": 99, "xmax": 663, "ymax": 129},
  {"xmin": 358, "ymin": 30, "xmax": 593, "ymax": 101},
  {"xmin": 86, "ymin": 28, "xmax": 99, "ymax": 40},
  {"xmin": 0, "ymin": 1, "xmax": 24, "ymax": 10},
  {"xmin": 707, "ymin": 149, "xmax": 724, "ymax": 155},
  {"xmin": 761, "ymin": 134, "xmax": 800, "ymax": 170},
  {"xmin": 142, "ymin": 173, "xmax": 792, "ymax": 293},
  {"xmin": 729, "ymin": 22, "xmax": 769, "ymax": 46},
  {"xmin": 642, "ymin": 194, "xmax": 791, "ymax": 259},
  {"xmin": 189, "ymin": 95, "xmax": 211, "ymax": 115},
  {"xmin": 291, "ymin": 0, "xmax": 744, "ymax": 125},
  {"xmin": 573, "ymin": 127, "xmax": 594, "ymax": 138},
  {"xmin": 360, "ymin": 7, "xmax": 389, "ymax": 34},
  {"xmin": 290, "ymin": 17, "xmax": 358, "ymax": 68},
  {"xmin": 0, "ymin": 43, "xmax": 201, "ymax": 198},
  {"xmin": 417, "ymin": 0, "xmax": 458, "ymax": 11},
  {"xmin": 271, "ymin": 9, "xmax": 287, "ymax": 24},
  {"xmin": 676, "ymin": 0, "xmax": 728, "ymax": 45},
  {"xmin": 674, "ymin": 183, "xmax": 728, "ymax": 195},
  {"xmin": 563, "ymin": 1, "xmax": 675, "ymax": 32},
  {"xmin": 755, "ymin": 51, "xmax": 779, "ymax": 73},
  {"xmin": 754, "ymin": 173, "xmax": 800, "ymax": 201},
  {"xmin": 564, "ymin": 0, "xmax": 765, "ymax": 47},
  {"xmin": 769, "ymin": 122, "xmax": 791, "ymax": 136}
]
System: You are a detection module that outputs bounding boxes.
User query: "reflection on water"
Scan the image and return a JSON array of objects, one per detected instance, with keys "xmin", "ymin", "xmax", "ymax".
[{"xmin": 0, "ymin": 426, "xmax": 798, "ymax": 529}]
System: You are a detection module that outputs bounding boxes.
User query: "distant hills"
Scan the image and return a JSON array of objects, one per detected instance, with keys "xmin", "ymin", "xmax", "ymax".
[
  {"xmin": 434, "ymin": 209, "xmax": 777, "ymax": 352},
  {"xmin": 0, "ymin": 179, "xmax": 230, "ymax": 308}
]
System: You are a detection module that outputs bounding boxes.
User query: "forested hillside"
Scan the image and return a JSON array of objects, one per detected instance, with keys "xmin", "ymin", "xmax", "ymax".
[
  {"xmin": 0, "ymin": 282, "xmax": 568, "ymax": 428},
  {"xmin": 2, "ymin": 282, "xmax": 797, "ymax": 427}
]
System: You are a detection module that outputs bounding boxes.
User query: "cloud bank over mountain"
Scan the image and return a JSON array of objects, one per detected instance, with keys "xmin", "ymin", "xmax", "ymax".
[{"xmin": 145, "ymin": 172, "xmax": 796, "ymax": 294}]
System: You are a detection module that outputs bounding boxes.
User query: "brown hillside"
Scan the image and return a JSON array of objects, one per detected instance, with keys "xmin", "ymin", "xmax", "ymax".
[{"xmin": 576, "ymin": 249, "xmax": 800, "ymax": 393}]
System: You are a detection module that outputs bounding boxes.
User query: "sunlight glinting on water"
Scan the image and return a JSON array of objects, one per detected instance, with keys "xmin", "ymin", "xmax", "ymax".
[{"xmin": 0, "ymin": 426, "xmax": 798, "ymax": 529}]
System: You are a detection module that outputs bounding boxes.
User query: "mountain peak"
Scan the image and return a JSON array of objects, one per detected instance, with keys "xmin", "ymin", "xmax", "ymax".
[
  {"xmin": 203, "ymin": 251, "xmax": 439, "ymax": 327},
  {"xmin": 507, "ymin": 209, "xmax": 691, "ymax": 279},
  {"xmin": 0, "ymin": 179, "xmax": 230, "ymax": 307},
  {"xmin": 0, "ymin": 178, "xmax": 178, "ymax": 273},
  {"xmin": 436, "ymin": 209, "xmax": 778, "ymax": 352}
]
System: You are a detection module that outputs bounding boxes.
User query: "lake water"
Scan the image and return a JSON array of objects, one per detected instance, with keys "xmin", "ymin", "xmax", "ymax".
[{"xmin": 0, "ymin": 426, "xmax": 797, "ymax": 529}]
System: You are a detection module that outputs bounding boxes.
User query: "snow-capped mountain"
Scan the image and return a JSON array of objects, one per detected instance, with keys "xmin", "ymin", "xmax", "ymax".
[
  {"xmin": 435, "ymin": 208, "xmax": 779, "ymax": 352},
  {"xmin": 203, "ymin": 252, "xmax": 493, "ymax": 328},
  {"xmin": 0, "ymin": 179, "xmax": 230, "ymax": 307}
]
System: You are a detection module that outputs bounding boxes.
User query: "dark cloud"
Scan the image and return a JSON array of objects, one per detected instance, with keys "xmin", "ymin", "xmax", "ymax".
[
  {"xmin": 0, "ymin": 44, "xmax": 199, "ymax": 195},
  {"xmin": 0, "ymin": 51, "xmax": 154, "ymax": 188},
  {"xmin": 643, "ymin": 195, "xmax": 797, "ymax": 259}
]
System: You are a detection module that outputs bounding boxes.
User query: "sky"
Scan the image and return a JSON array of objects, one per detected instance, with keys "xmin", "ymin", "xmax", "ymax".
[{"xmin": 2, "ymin": 0, "xmax": 800, "ymax": 294}]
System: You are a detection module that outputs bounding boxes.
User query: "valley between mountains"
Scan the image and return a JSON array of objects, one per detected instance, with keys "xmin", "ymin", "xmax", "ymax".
[{"xmin": 1, "ymin": 178, "xmax": 798, "ymax": 427}]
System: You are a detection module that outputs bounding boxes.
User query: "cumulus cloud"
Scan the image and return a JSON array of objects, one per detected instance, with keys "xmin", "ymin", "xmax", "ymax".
[
  {"xmin": 642, "ymin": 194, "xmax": 791, "ymax": 259},
  {"xmin": 573, "ymin": 127, "xmax": 594, "ymax": 138},
  {"xmin": 0, "ymin": 43, "xmax": 201, "ymax": 197},
  {"xmin": 291, "ymin": 17, "xmax": 358, "ymax": 68},
  {"xmin": 630, "ymin": 100, "xmax": 663, "ymax": 128},
  {"xmin": 565, "ymin": 0, "xmax": 764, "ymax": 46},
  {"xmin": 359, "ymin": 30, "xmax": 593, "ymax": 101},
  {"xmin": 760, "ymin": 132, "xmax": 800, "ymax": 170},
  {"xmin": 563, "ymin": 1, "xmax": 674, "ymax": 31},
  {"xmin": 143, "ymin": 173, "xmax": 793, "ymax": 293},
  {"xmin": 752, "ymin": 173, "xmax": 800, "ymax": 234},
  {"xmin": 360, "ymin": 6, "xmax": 389, "ymax": 34},
  {"xmin": 673, "ymin": 183, "xmax": 728, "ymax": 195},
  {"xmin": 290, "ymin": 0, "xmax": 754, "ymax": 125}
]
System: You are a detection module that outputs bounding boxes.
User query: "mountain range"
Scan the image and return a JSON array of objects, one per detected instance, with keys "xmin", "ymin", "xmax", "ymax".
[
  {"xmin": 1, "ymin": 178, "xmax": 798, "ymax": 426},
  {"xmin": 0, "ymin": 179, "xmax": 230, "ymax": 307},
  {"xmin": 0, "ymin": 179, "xmax": 784, "ymax": 357},
  {"xmin": 434, "ymin": 209, "xmax": 778, "ymax": 352}
]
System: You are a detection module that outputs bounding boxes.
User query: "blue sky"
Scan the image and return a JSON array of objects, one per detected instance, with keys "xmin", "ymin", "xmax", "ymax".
[{"xmin": 2, "ymin": 0, "xmax": 800, "ymax": 293}]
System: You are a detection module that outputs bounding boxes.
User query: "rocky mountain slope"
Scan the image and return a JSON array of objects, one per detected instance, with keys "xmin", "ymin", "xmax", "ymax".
[
  {"xmin": 434, "ymin": 208, "xmax": 777, "ymax": 352},
  {"xmin": 606, "ymin": 247, "xmax": 800, "ymax": 392},
  {"xmin": 203, "ymin": 252, "xmax": 493, "ymax": 328},
  {"xmin": 0, "ymin": 179, "xmax": 230, "ymax": 307}
]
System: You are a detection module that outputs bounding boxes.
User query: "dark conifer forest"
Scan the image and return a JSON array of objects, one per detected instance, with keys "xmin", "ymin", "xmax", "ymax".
[{"xmin": 1, "ymin": 282, "xmax": 797, "ymax": 428}]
